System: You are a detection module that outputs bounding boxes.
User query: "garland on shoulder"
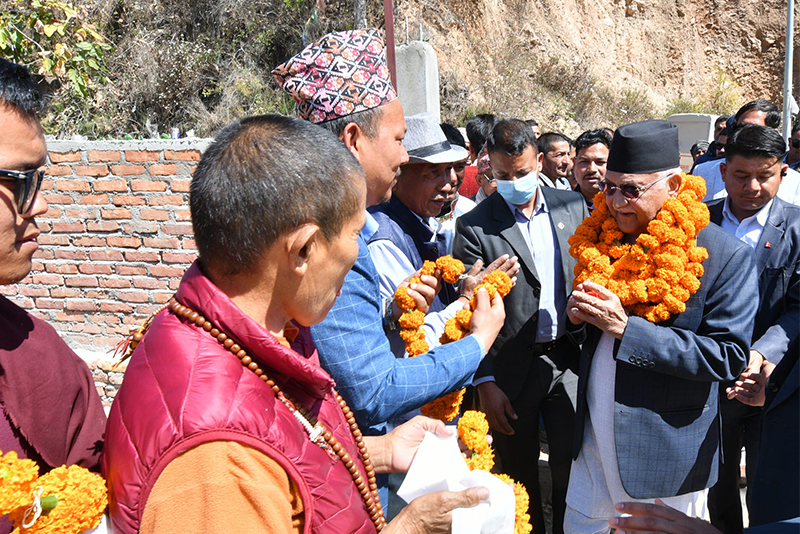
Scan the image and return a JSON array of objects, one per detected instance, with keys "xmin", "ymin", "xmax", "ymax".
[
  {"xmin": 458, "ymin": 412, "xmax": 532, "ymax": 534},
  {"xmin": 0, "ymin": 450, "xmax": 107, "ymax": 534},
  {"xmin": 567, "ymin": 172, "xmax": 710, "ymax": 323}
]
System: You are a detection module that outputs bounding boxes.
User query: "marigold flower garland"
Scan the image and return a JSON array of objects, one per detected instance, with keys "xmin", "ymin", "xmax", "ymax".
[
  {"xmin": 458, "ymin": 412, "xmax": 532, "ymax": 534},
  {"xmin": 0, "ymin": 450, "xmax": 107, "ymax": 534},
  {"xmin": 567, "ymin": 172, "xmax": 710, "ymax": 323}
]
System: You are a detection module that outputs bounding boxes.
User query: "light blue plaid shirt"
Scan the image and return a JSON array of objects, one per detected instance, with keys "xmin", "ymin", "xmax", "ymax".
[{"xmin": 310, "ymin": 211, "xmax": 484, "ymax": 434}]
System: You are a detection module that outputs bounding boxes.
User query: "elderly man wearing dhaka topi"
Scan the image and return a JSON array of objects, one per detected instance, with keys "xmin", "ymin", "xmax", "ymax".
[
  {"xmin": 563, "ymin": 120, "xmax": 759, "ymax": 534},
  {"xmin": 103, "ymin": 115, "xmax": 491, "ymax": 533}
]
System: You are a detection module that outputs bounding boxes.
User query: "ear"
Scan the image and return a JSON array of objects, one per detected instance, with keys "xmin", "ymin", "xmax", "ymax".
[
  {"xmin": 285, "ymin": 224, "xmax": 322, "ymax": 276},
  {"xmin": 720, "ymin": 162, "xmax": 727, "ymax": 183},
  {"xmin": 667, "ymin": 172, "xmax": 682, "ymax": 197},
  {"xmin": 537, "ymin": 151, "xmax": 544, "ymax": 173},
  {"xmin": 780, "ymin": 164, "xmax": 788, "ymax": 182},
  {"xmin": 341, "ymin": 122, "xmax": 365, "ymax": 164}
]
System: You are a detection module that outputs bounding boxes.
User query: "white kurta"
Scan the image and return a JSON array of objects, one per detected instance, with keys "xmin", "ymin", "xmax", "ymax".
[{"xmin": 565, "ymin": 333, "xmax": 708, "ymax": 534}]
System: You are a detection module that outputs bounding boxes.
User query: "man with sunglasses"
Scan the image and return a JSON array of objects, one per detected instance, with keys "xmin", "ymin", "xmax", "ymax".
[
  {"xmin": 564, "ymin": 120, "xmax": 758, "ymax": 533},
  {"xmin": 0, "ymin": 59, "xmax": 106, "ymax": 534}
]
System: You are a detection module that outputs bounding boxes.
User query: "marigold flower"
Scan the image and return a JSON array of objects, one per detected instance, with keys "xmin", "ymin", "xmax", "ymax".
[
  {"xmin": 421, "ymin": 260, "xmax": 437, "ymax": 277},
  {"xmin": 458, "ymin": 411, "xmax": 491, "ymax": 454},
  {"xmin": 0, "ymin": 451, "xmax": 39, "ymax": 514},
  {"xmin": 406, "ymin": 339, "xmax": 430, "ymax": 356},
  {"xmin": 398, "ymin": 309, "xmax": 425, "ymax": 329},
  {"xmin": 483, "ymin": 271, "xmax": 513, "ymax": 297},
  {"xmin": 455, "ymin": 309, "xmax": 473, "ymax": 329},
  {"xmin": 493, "ymin": 474, "xmax": 533, "ymax": 534},
  {"xmin": 400, "ymin": 328, "xmax": 426, "ymax": 343},
  {"xmin": 465, "ymin": 451, "xmax": 496, "ymax": 472},
  {"xmin": 8, "ymin": 464, "xmax": 107, "ymax": 534},
  {"xmin": 394, "ymin": 286, "xmax": 416, "ymax": 311},
  {"xmin": 436, "ymin": 255, "xmax": 465, "ymax": 284},
  {"xmin": 444, "ymin": 319, "xmax": 467, "ymax": 342},
  {"xmin": 420, "ymin": 389, "xmax": 464, "ymax": 421}
]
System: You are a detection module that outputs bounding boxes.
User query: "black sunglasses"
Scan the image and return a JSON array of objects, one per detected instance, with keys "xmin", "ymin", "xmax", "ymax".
[
  {"xmin": 597, "ymin": 175, "xmax": 669, "ymax": 201},
  {"xmin": 791, "ymin": 139, "xmax": 800, "ymax": 149},
  {"xmin": 0, "ymin": 168, "xmax": 45, "ymax": 215}
]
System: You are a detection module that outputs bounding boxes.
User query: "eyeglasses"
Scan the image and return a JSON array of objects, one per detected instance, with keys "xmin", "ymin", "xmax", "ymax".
[
  {"xmin": 0, "ymin": 168, "xmax": 45, "ymax": 215},
  {"xmin": 597, "ymin": 175, "xmax": 669, "ymax": 201},
  {"xmin": 791, "ymin": 139, "xmax": 800, "ymax": 149},
  {"xmin": 481, "ymin": 172, "xmax": 495, "ymax": 183}
]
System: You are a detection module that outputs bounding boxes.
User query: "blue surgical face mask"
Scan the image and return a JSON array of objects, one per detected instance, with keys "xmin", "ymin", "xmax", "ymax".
[{"xmin": 495, "ymin": 172, "xmax": 538, "ymax": 205}]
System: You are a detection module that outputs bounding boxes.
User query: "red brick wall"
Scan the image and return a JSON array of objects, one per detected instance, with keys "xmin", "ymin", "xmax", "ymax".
[{"xmin": 1, "ymin": 140, "xmax": 210, "ymax": 357}]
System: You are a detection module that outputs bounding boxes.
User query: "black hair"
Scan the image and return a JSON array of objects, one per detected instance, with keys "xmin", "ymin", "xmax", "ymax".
[
  {"xmin": 538, "ymin": 132, "xmax": 572, "ymax": 154},
  {"xmin": 466, "ymin": 114, "xmax": 498, "ymax": 154},
  {"xmin": 486, "ymin": 119, "xmax": 537, "ymax": 157},
  {"xmin": 191, "ymin": 114, "xmax": 365, "ymax": 276},
  {"xmin": 318, "ymin": 104, "xmax": 385, "ymax": 139},
  {"xmin": 715, "ymin": 115, "xmax": 730, "ymax": 126},
  {"xmin": 440, "ymin": 122, "xmax": 466, "ymax": 149},
  {"xmin": 735, "ymin": 99, "xmax": 781, "ymax": 129},
  {"xmin": 574, "ymin": 128, "xmax": 612, "ymax": 158},
  {"xmin": 0, "ymin": 58, "xmax": 46, "ymax": 119},
  {"xmin": 792, "ymin": 121, "xmax": 800, "ymax": 136},
  {"xmin": 724, "ymin": 123, "xmax": 787, "ymax": 163},
  {"xmin": 524, "ymin": 119, "xmax": 539, "ymax": 128}
]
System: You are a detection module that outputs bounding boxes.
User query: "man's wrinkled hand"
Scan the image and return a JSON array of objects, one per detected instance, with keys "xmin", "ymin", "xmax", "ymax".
[
  {"xmin": 476, "ymin": 381, "xmax": 516, "ymax": 435},
  {"xmin": 385, "ymin": 487, "xmax": 489, "ymax": 534},
  {"xmin": 610, "ymin": 499, "xmax": 722, "ymax": 534},
  {"xmin": 381, "ymin": 416, "xmax": 452, "ymax": 474},
  {"xmin": 567, "ymin": 281, "xmax": 628, "ymax": 339}
]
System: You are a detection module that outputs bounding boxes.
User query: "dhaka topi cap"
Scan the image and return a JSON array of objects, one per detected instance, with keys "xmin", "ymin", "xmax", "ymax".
[
  {"xmin": 476, "ymin": 143, "xmax": 491, "ymax": 174},
  {"xmin": 272, "ymin": 28, "xmax": 397, "ymax": 124},
  {"xmin": 607, "ymin": 119, "xmax": 680, "ymax": 174},
  {"xmin": 404, "ymin": 113, "xmax": 469, "ymax": 165}
]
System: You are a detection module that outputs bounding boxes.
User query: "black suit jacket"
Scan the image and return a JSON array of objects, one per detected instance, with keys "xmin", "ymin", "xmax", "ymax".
[
  {"xmin": 708, "ymin": 198, "xmax": 800, "ymax": 366},
  {"xmin": 453, "ymin": 188, "xmax": 588, "ymax": 400}
]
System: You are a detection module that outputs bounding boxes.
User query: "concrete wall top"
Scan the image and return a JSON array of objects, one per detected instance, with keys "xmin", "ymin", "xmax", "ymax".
[
  {"xmin": 45, "ymin": 137, "xmax": 214, "ymax": 153},
  {"xmin": 668, "ymin": 113, "xmax": 716, "ymax": 154}
]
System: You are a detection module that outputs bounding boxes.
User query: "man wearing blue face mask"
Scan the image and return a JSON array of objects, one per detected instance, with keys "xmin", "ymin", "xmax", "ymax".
[{"xmin": 453, "ymin": 119, "xmax": 588, "ymax": 534}]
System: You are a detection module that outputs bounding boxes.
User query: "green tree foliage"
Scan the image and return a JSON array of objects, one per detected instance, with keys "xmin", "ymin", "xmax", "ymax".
[{"xmin": 0, "ymin": 0, "xmax": 111, "ymax": 98}]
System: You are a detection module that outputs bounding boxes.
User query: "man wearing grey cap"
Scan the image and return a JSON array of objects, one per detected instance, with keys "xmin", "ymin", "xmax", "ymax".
[
  {"xmin": 369, "ymin": 113, "xmax": 518, "ymax": 357},
  {"xmin": 563, "ymin": 120, "xmax": 759, "ymax": 533}
]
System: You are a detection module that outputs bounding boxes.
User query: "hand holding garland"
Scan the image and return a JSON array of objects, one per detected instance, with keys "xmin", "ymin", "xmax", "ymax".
[{"xmin": 567, "ymin": 280, "xmax": 629, "ymax": 340}]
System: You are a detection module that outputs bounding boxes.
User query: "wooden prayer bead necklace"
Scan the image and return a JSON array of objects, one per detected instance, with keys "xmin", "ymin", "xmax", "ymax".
[{"xmin": 166, "ymin": 298, "xmax": 387, "ymax": 531}]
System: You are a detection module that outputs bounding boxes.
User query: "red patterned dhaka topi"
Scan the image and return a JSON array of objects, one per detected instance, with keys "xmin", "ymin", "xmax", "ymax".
[{"xmin": 272, "ymin": 28, "xmax": 398, "ymax": 124}]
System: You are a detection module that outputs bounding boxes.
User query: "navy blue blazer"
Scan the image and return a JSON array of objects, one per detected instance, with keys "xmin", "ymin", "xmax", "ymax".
[
  {"xmin": 749, "ymin": 336, "xmax": 799, "ymax": 527},
  {"xmin": 573, "ymin": 223, "xmax": 759, "ymax": 499},
  {"xmin": 708, "ymin": 197, "xmax": 800, "ymax": 366}
]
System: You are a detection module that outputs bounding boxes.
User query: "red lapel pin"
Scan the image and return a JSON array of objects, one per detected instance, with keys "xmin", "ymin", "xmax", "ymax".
[{"xmin": 765, "ymin": 242, "xmax": 771, "ymax": 248}]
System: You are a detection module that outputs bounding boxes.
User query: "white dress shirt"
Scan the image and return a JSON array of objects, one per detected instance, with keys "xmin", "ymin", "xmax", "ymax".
[
  {"xmin": 695, "ymin": 159, "xmax": 800, "ymax": 206},
  {"xmin": 720, "ymin": 197, "xmax": 772, "ymax": 251}
]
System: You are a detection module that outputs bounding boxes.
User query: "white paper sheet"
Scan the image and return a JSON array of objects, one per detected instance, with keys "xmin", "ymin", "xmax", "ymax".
[{"xmin": 397, "ymin": 431, "xmax": 515, "ymax": 534}]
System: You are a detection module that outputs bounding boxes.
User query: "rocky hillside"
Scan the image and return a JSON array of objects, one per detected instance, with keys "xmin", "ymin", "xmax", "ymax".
[{"xmin": 396, "ymin": 0, "xmax": 799, "ymax": 133}]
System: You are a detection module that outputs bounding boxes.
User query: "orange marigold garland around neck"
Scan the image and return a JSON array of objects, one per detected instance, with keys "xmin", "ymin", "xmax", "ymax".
[
  {"xmin": 394, "ymin": 257, "xmax": 513, "ymax": 422},
  {"xmin": 0, "ymin": 450, "xmax": 107, "ymax": 534},
  {"xmin": 458, "ymin": 412, "xmax": 532, "ymax": 534},
  {"xmin": 568, "ymin": 172, "xmax": 710, "ymax": 323}
]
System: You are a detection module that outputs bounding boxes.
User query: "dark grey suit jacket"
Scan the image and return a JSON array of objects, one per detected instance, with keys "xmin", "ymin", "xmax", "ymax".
[
  {"xmin": 708, "ymin": 197, "xmax": 800, "ymax": 366},
  {"xmin": 749, "ymin": 336, "xmax": 799, "ymax": 527},
  {"xmin": 452, "ymin": 188, "xmax": 588, "ymax": 400},
  {"xmin": 573, "ymin": 223, "xmax": 759, "ymax": 499}
]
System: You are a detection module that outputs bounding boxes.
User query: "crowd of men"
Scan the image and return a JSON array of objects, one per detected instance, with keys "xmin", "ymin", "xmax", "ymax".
[{"xmin": 0, "ymin": 25, "xmax": 798, "ymax": 534}]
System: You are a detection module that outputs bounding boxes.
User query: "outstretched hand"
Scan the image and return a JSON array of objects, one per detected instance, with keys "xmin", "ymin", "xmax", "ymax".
[{"xmin": 609, "ymin": 499, "xmax": 722, "ymax": 534}]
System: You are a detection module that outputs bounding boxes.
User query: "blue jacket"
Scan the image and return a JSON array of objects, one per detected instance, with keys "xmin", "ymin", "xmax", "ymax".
[
  {"xmin": 310, "ymin": 229, "xmax": 482, "ymax": 434},
  {"xmin": 708, "ymin": 197, "xmax": 800, "ymax": 367},
  {"xmin": 573, "ymin": 223, "xmax": 758, "ymax": 498}
]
